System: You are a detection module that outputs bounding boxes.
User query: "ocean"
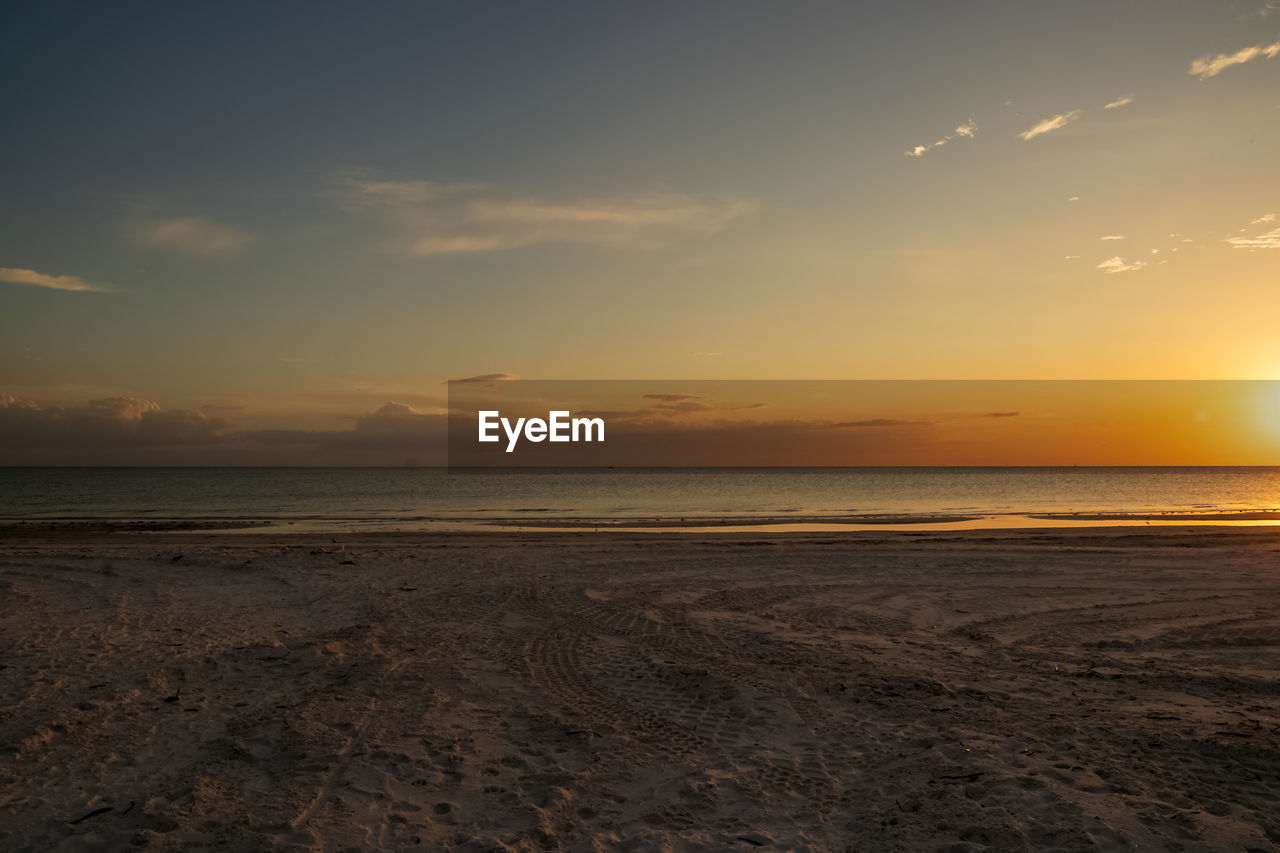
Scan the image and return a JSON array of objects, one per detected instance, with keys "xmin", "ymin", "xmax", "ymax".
[{"xmin": 3, "ymin": 467, "xmax": 1280, "ymax": 531}]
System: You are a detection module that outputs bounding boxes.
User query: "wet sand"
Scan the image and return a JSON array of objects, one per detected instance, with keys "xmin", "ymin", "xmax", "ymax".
[{"xmin": 2, "ymin": 528, "xmax": 1279, "ymax": 851}]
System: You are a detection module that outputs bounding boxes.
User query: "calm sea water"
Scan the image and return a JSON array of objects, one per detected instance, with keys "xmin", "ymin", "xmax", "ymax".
[{"xmin": 2, "ymin": 467, "xmax": 1280, "ymax": 530}]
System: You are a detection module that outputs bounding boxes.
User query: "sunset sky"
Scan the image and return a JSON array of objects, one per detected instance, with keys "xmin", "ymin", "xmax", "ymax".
[{"xmin": 2, "ymin": 1, "xmax": 1279, "ymax": 463}]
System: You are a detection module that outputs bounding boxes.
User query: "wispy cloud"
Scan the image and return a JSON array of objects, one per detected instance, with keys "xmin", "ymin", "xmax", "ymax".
[
  {"xmin": 1189, "ymin": 40, "xmax": 1280, "ymax": 78},
  {"xmin": 1103, "ymin": 95, "xmax": 1133, "ymax": 109},
  {"xmin": 445, "ymin": 373, "xmax": 518, "ymax": 385},
  {"xmin": 412, "ymin": 235, "xmax": 509, "ymax": 256},
  {"xmin": 336, "ymin": 175, "xmax": 484, "ymax": 210},
  {"xmin": 905, "ymin": 118, "xmax": 977, "ymax": 157},
  {"xmin": 1100, "ymin": 234, "xmax": 1126, "ymax": 240},
  {"xmin": 1251, "ymin": 213, "xmax": 1276, "ymax": 224},
  {"xmin": 1225, "ymin": 227, "xmax": 1280, "ymax": 249},
  {"xmin": 468, "ymin": 198, "xmax": 747, "ymax": 229},
  {"xmin": 905, "ymin": 144, "xmax": 939, "ymax": 158},
  {"xmin": 649, "ymin": 399, "xmax": 714, "ymax": 413},
  {"xmin": 339, "ymin": 175, "xmax": 756, "ymax": 257},
  {"xmin": 831, "ymin": 418, "xmax": 934, "ymax": 428},
  {"xmin": 1097, "ymin": 256, "xmax": 1147, "ymax": 273},
  {"xmin": 1017, "ymin": 110, "xmax": 1082, "ymax": 140},
  {"xmin": 0, "ymin": 266, "xmax": 107, "ymax": 293},
  {"xmin": 133, "ymin": 217, "xmax": 252, "ymax": 258}
]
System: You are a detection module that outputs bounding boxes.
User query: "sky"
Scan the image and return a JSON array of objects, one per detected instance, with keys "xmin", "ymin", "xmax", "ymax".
[{"xmin": 2, "ymin": 1, "xmax": 1279, "ymax": 463}]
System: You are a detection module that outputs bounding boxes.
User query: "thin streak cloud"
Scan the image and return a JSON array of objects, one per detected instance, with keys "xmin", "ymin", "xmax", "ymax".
[
  {"xmin": 831, "ymin": 418, "xmax": 934, "ymax": 428},
  {"xmin": 445, "ymin": 373, "xmax": 518, "ymax": 384},
  {"xmin": 905, "ymin": 118, "xmax": 977, "ymax": 157},
  {"xmin": 1017, "ymin": 110, "xmax": 1082, "ymax": 140},
  {"xmin": 337, "ymin": 177, "xmax": 481, "ymax": 208},
  {"xmin": 342, "ymin": 178, "xmax": 756, "ymax": 256},
  {"xmin": 0, "ymin": 267, "xmax": 107, "ymax": 293},
  {"xmin": 468, "ymin": 197, "xmax": 748, "ymax": 229},
  {"xmin": 1189, "ymin": 40, "xmax": 1280, "ymax": 78},
  {"xmin": 412, "ymin": 235, "xmax": 509, "ymax": 256}
]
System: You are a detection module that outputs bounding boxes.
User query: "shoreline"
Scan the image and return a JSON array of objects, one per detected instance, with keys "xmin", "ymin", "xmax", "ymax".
[{"xmin": 5, "ymin": 507, "xmax": 1280, "ymax": 537}]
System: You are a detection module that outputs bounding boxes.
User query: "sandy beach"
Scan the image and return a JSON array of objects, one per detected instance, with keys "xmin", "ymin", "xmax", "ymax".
[{"xmin": 2, "ymin": 527, "xmax": 1279, "ymax": 851}]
